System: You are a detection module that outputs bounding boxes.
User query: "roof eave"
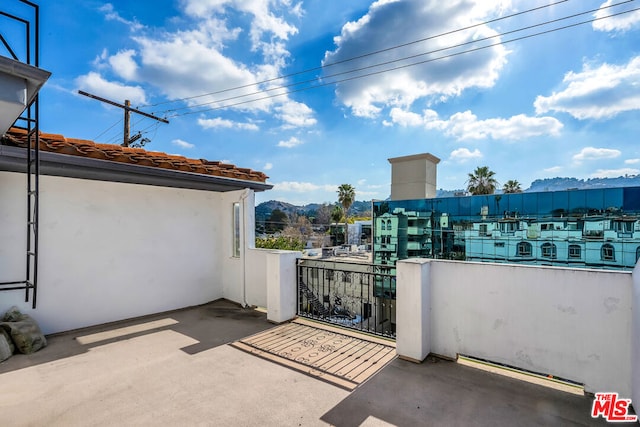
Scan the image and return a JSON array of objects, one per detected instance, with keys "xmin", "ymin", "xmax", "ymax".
[{"xmin": 0, "ymin": 145, "xmax": 273, "ymax": 193}]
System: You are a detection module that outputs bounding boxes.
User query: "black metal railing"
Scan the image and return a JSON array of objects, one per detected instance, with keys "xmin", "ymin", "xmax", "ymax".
[{"xmin": 297, "ymin": 259, "xmax": 396, "ymax": 338}]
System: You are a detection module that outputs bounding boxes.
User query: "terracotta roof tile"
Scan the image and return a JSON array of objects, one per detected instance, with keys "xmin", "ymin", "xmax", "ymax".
[{"xmin": 2, "ymin": 127, "xmax": 269, "ymax": 183}]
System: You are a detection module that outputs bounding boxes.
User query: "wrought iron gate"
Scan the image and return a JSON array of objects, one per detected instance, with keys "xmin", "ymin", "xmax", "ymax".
[{"xmin": 297, "ymin": 258, "xmax": 396, "ymax": 338}]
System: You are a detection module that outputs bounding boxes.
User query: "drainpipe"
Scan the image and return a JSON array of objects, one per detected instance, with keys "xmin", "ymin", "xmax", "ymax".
[{"xmin": 240, "ymin": 188, "xmax": 250, "ymax": 308}]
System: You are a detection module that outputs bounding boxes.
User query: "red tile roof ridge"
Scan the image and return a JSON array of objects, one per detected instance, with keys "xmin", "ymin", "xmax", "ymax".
[{"xmin": 3, "ymin": 127, "xmax": 269, "ymax": 183}]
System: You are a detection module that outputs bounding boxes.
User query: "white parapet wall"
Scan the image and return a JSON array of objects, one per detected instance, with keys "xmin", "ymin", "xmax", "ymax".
[
  {"xmin": 0, "ymin": 172, "xmax": 236, "ymax": 334},
  {"xmin": 396, "ymin": 258, "xmax": 635, "ymax": 397},
  {"xmin": 246, "ymin": 248, "xmax": 301, "ymax": 323}
]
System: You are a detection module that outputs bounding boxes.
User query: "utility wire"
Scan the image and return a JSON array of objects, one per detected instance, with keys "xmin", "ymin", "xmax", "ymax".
[
  {"xmin": 158, "ymin": 1, "xmax": 632, "ymax": 116},
  {"xmin": 166, "ymin": 5, "xmax": 639, "ymax": 118},
  {"xmin": 140, "ymin": 0, "xmax": 571, "ymax": 110},
  {"xmin": 93, "ymin": 118, "xmax": 123, "ymax": 142}
]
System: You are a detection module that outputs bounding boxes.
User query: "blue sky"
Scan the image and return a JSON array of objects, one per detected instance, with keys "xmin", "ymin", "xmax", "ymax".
[{"xmin": 3, "ymin": 0, "xmax": 640, "ymax": 205}]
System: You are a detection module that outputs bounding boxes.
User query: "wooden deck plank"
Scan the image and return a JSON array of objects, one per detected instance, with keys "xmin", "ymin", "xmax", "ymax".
[{"xmin": 230, "ymin": 321, "xmax": 396, "ymax": 391}]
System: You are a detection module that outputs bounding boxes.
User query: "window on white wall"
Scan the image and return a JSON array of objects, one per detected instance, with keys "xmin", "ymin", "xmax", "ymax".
[{"xmin": 233, "ymin": 202, "xmax": 241, "ymax": 257}]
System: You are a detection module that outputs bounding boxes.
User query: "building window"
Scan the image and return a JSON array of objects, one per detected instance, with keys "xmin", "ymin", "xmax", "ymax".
[
  {"xmin": 568, "ymin": 244, "xmax": 581, "ymax": 259},
  {"xmin": 233, "ymin": 202, "xmax": 241, "ymax": 258},
  {"xmin": 601, "ymin": 244, "xmax": 615, "ymax": 261},
  {"xmin": 387, "ymin": 220, "xmax": 392, "ymax": 231},
  {"xmin": 479, "ymin": 224, "xmax": 488, "ymax": 236},
  {"xmin": 381, "ymin": 221, "xmax": 386, "ymax": 231},
  {"xmin": 500, "ymin": 221, "xmax": 518, "ymax": 234},
  {"xmin": 516, "ymin": 241, "xmax": 532, "ymax": 257},
  {"xmin": 541, "ymin": 243, "xmax": 557, "ymax": 259},
  {"xmin": 613, "ymin": 221, "xmax": 633, "ymax": 233}
]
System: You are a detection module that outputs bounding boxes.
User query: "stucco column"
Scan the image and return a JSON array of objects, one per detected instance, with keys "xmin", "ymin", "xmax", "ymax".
[
  {"xmin": 266, "ymin": 250, "xmax": 301, "ymax": 323},
  {"xmin": 396, "ymin": 258, "xmax": 431, "ymax": 362}
]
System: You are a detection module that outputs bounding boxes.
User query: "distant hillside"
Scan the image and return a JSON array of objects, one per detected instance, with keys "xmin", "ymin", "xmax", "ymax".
[
  {"xmin": 437, "ymin": 189, "xmax": 466, "ymax": 197},
  {"xmin": 436, "ymin": 176, "xmax": 640, "ymax": 197},
  {"xmin": 256, "ymin": 200, "xmax": 372, "ymax": 219},
  {"xmin": 526, "ymin": 176, "xmax": 640, "ymax": 192},
  {"xmin": 255, "ymin": 200, "xmax": 298, "ymax": 218}
]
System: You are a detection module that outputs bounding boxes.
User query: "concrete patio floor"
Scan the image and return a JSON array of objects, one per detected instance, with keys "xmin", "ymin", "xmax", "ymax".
[{"xmin": 0, "ymin": 300, "xmax": 611, "ymax": 426}]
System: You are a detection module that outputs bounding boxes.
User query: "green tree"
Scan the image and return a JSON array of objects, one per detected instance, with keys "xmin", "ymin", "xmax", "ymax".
[
  {"xmin": 337, "ymin": 184, "xmax": 355, "ymax": 244},
  {"xmin": 503, "ymin": 179, "xmax": 522, "ymax": 194},
  {"xmin": 255, "ymin": 236, "xmax": 304, "ymax": 251},
  {"xmin": 467, "ymin": 166, "xmax": 498, "ymax": 195},
  {"xmin": 266, "ymin": 208, "xmax": 288, "ymax": 233},
  {"xmin": 330, "ymin": 205, "xmax": 344, "ymax": 224}
]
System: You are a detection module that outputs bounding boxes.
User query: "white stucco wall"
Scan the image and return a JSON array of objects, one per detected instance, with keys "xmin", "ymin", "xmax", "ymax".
[
  {"xmin": 245, "ymin": 248, "xmax": 269, "ymax": 308},
  {"xmin": 0, "ymin": 171, "xmax": 248, "ymax": 334},
  {"xmin": 396, "ymin": 259, "xmax": 633, "ymax": 397},
  {"xmin": 246, "ymin": 248, "xmax": 302, "ymax": 321},
  {"xmin": 396, "ymin": 258, "xmax": 431, "ymax": 362},
  {"xmin": 218, "ymin": 189, "xmax": 253, "ymax": 306}
]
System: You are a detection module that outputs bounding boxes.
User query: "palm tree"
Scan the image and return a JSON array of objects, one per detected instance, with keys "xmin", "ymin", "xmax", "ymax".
[
  {"xmin": 503, "ymin": 180, "xmax": 522, "ymax": 194},
  {"xmin": 330, "ymin": 205, "xmax": 344, "ymax": 224},
  {"xmin": 337, "ymin": 184, "xmax": 355, "ymax": 244},
  {"xmin": 466, "ymin": 166, "xmax": 498, "ymax": 195}
]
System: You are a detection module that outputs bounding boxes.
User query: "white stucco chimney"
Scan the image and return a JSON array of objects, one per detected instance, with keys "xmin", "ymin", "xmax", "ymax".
[{"xmin": 388, "ymin": 153, "xmax": 440, "ymax": 201}]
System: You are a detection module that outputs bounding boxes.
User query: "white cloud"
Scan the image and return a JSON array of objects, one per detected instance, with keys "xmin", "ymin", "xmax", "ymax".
[
  {"xmin": 109, "ymin": 49, "xmax": 138, "ymax": 80},
  {"xmin": 388, "ymin": 108, "xmax": 430, "ymax": 127},
  {"xmin": 133, "ymin": 35, "xmax": 264, "ymax": 108},
  {"xmin": 277, "ymin": 136, "xmax": 304, "ymax": 148},
  {"xmin": 75, "ymin": 71, "xmax": 147, "ymax": 104},
  {"xmin": 99, "ymin": 3, "xmax": 144, "ymax": 32},
  {"xmin": 450, "ymin": 148, "xmax": 482, "ymax": 163},
  {"xmin": 87, "ymin": 1, "xmax": 316, "ymax": 130},
  {"xmin": 534, "ymin": 57, "xmax": 640, "ymax": 120},
  {"xmin": 275, "ymin": 100, "xmax": 317, "ymax": 129},
  {"xmin": 273, "ymin": 181, "xmax": 336, "ymax": 192},
  {"xmin": 590, "ymin": 168, "xmax": 640, "ymax": 178},
  {"xmin": 92, "ymin": 48, "xmax": 109, "ymax": 68},
  {"xmin": 182, "ymin": 0, "xmax": 299, "ymax": 50},
  {"xmin": 573, "ymin": 147, "xmax": 621, "ymax": 161},
  {"xmin": 444, "ymin": 112, "xmax": 563, "ymax": 141},
  {"xmin": 198, "ymin": 117, "xmax": 259, "ymax": 130},
  {"xmin": 237, "ymin": 122, "xmax": 260, "ymax": 131},
  {"xmin": 324, "ymin": 0, "xmax": 510, "ymax": 117},
  {"xmin": 172, "ymin": 139, "xmax": 195, "ymax": 149},
  {"xmin": 543, "ymin": 166, "xmax": 564, "ymax": 174},
  {"xmin": 387, "ymin": 108, "xmax": 562, "ymax": 140},
  {"xmin": 625, "ymin": 158, "xmax": 640, "ymax": 165},
  {"xmin": 263, "ymin": 162, "xmax": 273, "ymax": 170},
  {"xmin": 593, "ymin": 1, "xmax": 640, "ymax": 32}
]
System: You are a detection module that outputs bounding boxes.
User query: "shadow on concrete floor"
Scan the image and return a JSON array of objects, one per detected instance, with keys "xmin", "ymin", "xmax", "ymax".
[
  {"xmin": 0, "ymin": 299, "xmax": 272, "ymax": 374},
  {"xmin": 321, "ymin": 356, "xmax": 612, "ymax": 427}
]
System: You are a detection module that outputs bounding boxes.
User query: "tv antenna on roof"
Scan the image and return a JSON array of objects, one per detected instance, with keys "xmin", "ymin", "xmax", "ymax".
[{"xmin": 78, "ymin": 90, "xmax": 169, "ymax": 147}]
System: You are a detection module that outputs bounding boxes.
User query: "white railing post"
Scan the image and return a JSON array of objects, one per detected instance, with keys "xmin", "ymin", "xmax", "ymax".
[
  {"xmin": 396, "ymin": 258, "xmax": 431, "ymax": 362},
  {"xmin": 266, "ymin": 250, "xmax": 301, "ymax": 323}
]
